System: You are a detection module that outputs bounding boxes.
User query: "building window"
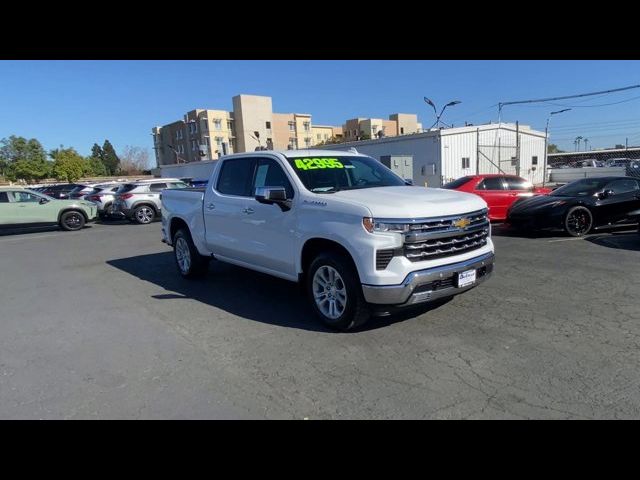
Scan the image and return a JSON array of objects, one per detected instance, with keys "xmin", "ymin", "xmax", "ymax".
[
  {"xmin": 266, "ymin": 121, "xmax": 271, "ymax": 129},
  {"xmin": 215, "ymin": 137, "xmax": 223, "ymax": 147},
  {"xmin": 303, "ymin": 122, "xmax": 310, "ymax": 132},
  {"xmin": 511, "ymin": 157, "xmax": 518, "ymax": 166},
  {"xmin": 214, "ymin": 119, "xmax": 222, "ymax": 130},
  {"xmin": 462, "ymin": 157, "xmax": 470, "ymax": 169},
  {"xmin": 317, "ymin": 134, "xmax": 322, "ymax": 140},
  {"xmin": 205, "ymin": 137, "xmax": 210, "ymax": 147},
  {"xmin": 324, "ymin": 134, "xmax": 329, "ymax": 140},
  {"xmin": 532, "ymin": 156, "xmax": 538, "ymax": 165},
  {"xmin": 400, "ymin": 127, "xmax": 404, "ymax": 134},
  {"xmin": 305, "ymin": 138, "xmax": 311, "ymax": 147},
  {"xmin": 227, "ymin": 121, "xmax": 233, "ymax": 132},
  {"xmin": 289, "ymin": 122, "xmax": 295, "ymax": 131}
]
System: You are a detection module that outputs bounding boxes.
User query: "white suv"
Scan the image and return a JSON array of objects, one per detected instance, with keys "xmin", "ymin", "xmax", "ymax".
[{"xmin": 112, "ymin": 179, "xmax": 188, "ymax": 224}]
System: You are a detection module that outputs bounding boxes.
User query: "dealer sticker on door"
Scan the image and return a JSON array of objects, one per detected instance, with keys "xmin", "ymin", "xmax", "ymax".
[{"xmin": 457, "ymin": 269, "xmax": 476, "ymax": 288}]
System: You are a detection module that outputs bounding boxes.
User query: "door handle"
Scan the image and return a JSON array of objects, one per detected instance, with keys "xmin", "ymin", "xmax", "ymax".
[
  {"xmin": 206, "ymin": 203, "xmax": 216, "ymax": 210},
  {"xmin": 242, "ymin": 207, "xmax": 254, "ymax": 214}
]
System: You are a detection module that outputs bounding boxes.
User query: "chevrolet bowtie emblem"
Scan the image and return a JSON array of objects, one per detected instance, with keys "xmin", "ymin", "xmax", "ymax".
[{"xmin": 453, "ymin": 217, "xmax": 471, "ymax": 229}]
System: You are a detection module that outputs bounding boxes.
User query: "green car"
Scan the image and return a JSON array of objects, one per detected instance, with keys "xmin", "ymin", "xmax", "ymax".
[{"xmin": 0, "ymin": 187, "xmax": 98, "ymax": 231}]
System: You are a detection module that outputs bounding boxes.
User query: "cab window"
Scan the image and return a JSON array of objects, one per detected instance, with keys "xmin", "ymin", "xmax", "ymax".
[
  {"xmin": 253, "ymin": 158, "xmax": 294, "ymax": 199},
  {"xmin": 216, "ymin": 157, "xmax": 256, "ymax": 197}
]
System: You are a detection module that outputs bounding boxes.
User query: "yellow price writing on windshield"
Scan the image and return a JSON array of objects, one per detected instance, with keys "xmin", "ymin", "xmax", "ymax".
[{"xmin": 294, "ymin": 158, "xmax": 344, "ymax": 170}]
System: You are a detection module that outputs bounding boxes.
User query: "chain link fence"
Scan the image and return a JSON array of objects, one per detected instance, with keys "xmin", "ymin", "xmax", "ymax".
[{"xmin": 547, "ymin": 153, "xmax": 640, "ymax": 185}]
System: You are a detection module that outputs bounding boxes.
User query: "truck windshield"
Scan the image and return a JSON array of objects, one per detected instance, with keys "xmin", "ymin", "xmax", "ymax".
[{"xmin": 286, "ymin": 155, "xmax": 405, "ymax": 193}]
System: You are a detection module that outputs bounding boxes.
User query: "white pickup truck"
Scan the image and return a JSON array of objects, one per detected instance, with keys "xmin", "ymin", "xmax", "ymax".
[{"xmin": 161, "ymin": 149, "xmax": 495, "ymax": 330}]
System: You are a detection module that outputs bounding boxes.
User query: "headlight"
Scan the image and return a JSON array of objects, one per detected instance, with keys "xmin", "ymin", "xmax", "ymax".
[{"xmin": 363, "ymin": 217, "xmax": 411, "ymax": 233}]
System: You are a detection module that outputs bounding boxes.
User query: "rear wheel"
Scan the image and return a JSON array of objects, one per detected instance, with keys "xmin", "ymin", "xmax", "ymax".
[
  {"xmin": 564, "ymin": 206, "xmax": 593, "ymax": 237},
  {"xmin": 132, "ymin": 205, "xmax": 156, "ymax": 224},
  {"xmin": 59, "ymin": 211, "xmax": 85, "ymax": 231},
  {"xmin": 307, "ymin": 252, "xmax": 370, "ymax": 331},
  {"xmin": 173, "ymin": 229, "xmax": 209, "ymax": 278}
]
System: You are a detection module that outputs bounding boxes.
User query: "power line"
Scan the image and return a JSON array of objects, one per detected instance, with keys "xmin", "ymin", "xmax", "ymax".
[{"xmin": 498, "ymin": 83, "xmax": 640, "ymax": 118}]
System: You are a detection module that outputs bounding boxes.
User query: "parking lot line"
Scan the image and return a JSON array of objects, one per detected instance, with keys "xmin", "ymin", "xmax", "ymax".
[{"xmin": 548, "ymin": 237, "xmax": 584, "ymax": 243}]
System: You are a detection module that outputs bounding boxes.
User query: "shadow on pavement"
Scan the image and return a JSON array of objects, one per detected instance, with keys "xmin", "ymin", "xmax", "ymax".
[
  {"xmin": 585, "ymin": 232, "xmax": 640, "ymax": 252},
  {"xmin": 107, "ymin": 252, "xmax": 442, "ymax": 333}
]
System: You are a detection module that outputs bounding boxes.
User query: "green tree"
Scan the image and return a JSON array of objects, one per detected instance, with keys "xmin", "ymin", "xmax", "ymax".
[
  {"xmin": 101, "ymin": 140, "xmax": 120, "ymax": 175},
  {"xmin": 84, "ymin": 156, "xmax": 107, "ymax": 176},
  {"xmin": 1, "ymin": 135, "xmax": 51, "ymax": 182},
  {"xmin": 547, "ymin": 143, "xmax": 564, "ymax": 154},
  {"xmin": 51, "ymin": 147, "xmax": 85, "ymax": 182}
]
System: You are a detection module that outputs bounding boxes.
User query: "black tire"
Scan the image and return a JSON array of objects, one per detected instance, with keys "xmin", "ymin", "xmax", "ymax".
[
  {"xmin": 173, "ymin": 228, "xmax": 210, "ymax": 278},
  {"xmin": 59, "ymin": 210, "xmax": 85, "ymax": 231},
  {"xmin": 132, "ymin": 205, "xmax": 156, "ymax": 224},
  {"xmin": 564, "ymin": 206, "xmax": 593, "ymax": 237},
  {"xmin": 306, "ymin": 251, "xmax": 371, "ymax": 331}
]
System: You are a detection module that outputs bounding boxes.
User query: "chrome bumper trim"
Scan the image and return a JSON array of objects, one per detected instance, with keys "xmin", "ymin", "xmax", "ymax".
[{"xmin": 361, "ymin": 252, "xmax": 495, "ymax": 306}]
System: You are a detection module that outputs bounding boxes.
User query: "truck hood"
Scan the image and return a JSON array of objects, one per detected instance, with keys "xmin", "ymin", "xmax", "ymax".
[{"xmin": 331, "ymin": 186, "xmax": 487, "ymax": 218}]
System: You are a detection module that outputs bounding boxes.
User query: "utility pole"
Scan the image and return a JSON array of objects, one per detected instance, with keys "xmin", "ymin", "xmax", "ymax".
[
  {"xmin": 515, "ymin": 121, "xmax": 520, "ymax": 177},
  {"xmin": 543, "ymin": 109, "xmax": 571, "ymax": 187}
]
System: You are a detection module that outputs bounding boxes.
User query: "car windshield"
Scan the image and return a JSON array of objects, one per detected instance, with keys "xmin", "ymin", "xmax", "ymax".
[
  {"xmin": 552, "ymin": 178, "xmax": 610, "ymax": 197},
  {"xmin": 24, "ymin": 189, "xmax": 54, "ymax": 200},
  {"xmin": 286, "ymin": 155, "xmax": 405, "ymax": 193},
  {"xmin": 442, "ymin": 176, "xmax": 473, "ymax": 189}
]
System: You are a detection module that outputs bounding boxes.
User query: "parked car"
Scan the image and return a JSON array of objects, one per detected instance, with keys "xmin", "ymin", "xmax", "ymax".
[
  {"xmin": 0, "ymin": 187, "xmax": 98, "ymax": 231},
  {"xmin": 112, "ymin": 178, "xmax": 189, "ymax": 224},
  {"xmin": 40, "ymin": 183, "xmax": 82, "ymax": 199},
  {"xmin": 506, "ymin": 176, "xmax": 640, "ymax": 237},
  {"xmin": 442, "ymin": 174, "xmax": 552, "ymax": 221},
  {"xmin": 605, "ymin": 158, "xmax": 629, "ymax": 168},
  {"xmin": 83, "ymin": 183, "xmax": 122, "ymax": 218},
  {"xmin": 161, "ymin": 150, "xmax": 495, "ymax": 331}
]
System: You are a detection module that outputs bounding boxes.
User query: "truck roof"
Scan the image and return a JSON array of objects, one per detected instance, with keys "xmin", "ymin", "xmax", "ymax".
[{"xmin": 217, "ymin": 149, "xmax": 364, "ymax": 161}]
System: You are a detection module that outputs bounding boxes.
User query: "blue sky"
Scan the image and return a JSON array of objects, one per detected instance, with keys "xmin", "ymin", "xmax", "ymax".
[{"xmin": 1, "ymin": 60, "xmax": 640, "ymax": 157}]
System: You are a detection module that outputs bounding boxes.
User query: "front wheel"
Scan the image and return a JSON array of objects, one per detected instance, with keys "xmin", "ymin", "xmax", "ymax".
[
  {"xmin": 307, "ymin": 252, "xmax": 371, "ymax": 331},
  {"xmin": 59, "ymin": 211, "xmax": 85, "ymax": 231},
  {"xmin": 564, "ymin": 206, "xmax": 593, "ymax": 237},
  {"xmin": 132, "ymin": 205, "xmax": 156, "ymax": 224},
  {"xmin": 173, "ymin": 229, "xmax": 210, "ymax": 278}
]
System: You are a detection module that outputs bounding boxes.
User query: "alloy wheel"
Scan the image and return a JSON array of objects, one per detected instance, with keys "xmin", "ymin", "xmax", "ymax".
[{"xmin": 312, "ymin": 265, "xmax": 347, "ymax": 320}]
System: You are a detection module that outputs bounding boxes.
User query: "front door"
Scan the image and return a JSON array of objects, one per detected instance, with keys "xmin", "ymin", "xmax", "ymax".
[
  {"xmin": 597, "ymin": 178, "xmax": 640, "ymax": 225},
  {"xmin": 7, "ymin": 190, "xmax": 53, "ymax": 224},
  {"xmin": 235, "ymin": 157, "xmax": 298, "ymax": 277}
]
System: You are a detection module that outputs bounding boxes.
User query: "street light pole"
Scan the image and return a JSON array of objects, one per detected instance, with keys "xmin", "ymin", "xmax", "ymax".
[
  {"xmin": 543, "ymin": 108, "xmax": 571, "ymax": 187},
  {"xmin": 424, "ymin": 97, "xmax": 461, "ymax": 129}
]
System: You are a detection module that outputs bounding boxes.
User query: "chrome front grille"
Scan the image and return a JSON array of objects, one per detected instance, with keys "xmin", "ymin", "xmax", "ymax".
[{"xmin": 403, "ymin": 209, "xmax": 489, "ymax": 262}]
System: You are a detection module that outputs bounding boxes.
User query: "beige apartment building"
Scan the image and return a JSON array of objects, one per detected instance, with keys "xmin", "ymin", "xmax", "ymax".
[
  {"xmin": 152, "ymin": 94, "xmax": 419, "ymax": 166},
  {"xmin": 342, "ymin": 114, "xmax": 421, "ymax": 142}
]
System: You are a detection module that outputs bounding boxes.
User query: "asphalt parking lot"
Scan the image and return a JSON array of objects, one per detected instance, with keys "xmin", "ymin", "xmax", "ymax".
[{"xmin": 1, "ymin": 221, "xmax": 639, "ymax": 419}]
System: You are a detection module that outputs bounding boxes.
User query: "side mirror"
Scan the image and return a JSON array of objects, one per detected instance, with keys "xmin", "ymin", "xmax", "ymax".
[
  {"xmin": 404, "ymin": 179, "xmax": 413, "ymax": 185},
  {"xmin": 39, "ymin": 197, "xmax": 49, "ymax": 205},
  {"xmin": 597, "ymin": 189, "xmax": 614, "ymax": 200},
  {"xmin": 255, "ymin": 186, "xmax": 290, "ymax": 211}
]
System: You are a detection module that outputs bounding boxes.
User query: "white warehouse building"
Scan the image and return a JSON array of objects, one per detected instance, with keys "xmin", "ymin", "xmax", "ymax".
[{"xmin": 321, "ymin": 123, "xmax": 547, "ymax": 187}]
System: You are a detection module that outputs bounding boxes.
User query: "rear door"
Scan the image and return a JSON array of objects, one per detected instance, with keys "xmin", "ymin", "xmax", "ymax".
[
  {"xmin": 503, "ymin": 176, "xmax": 535, "ymax": 211},
  {"xmin": 475, "ymin": 177, "xmax": 508, "ymax": 220},
  {"xmin": 203, "ymin": 156, "xmax": 257, "ymax": 260}
]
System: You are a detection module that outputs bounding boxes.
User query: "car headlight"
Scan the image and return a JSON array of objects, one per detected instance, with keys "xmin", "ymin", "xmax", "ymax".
[{"xmin": 363, "ymin": 218, "xmax": 411, "ymax": 233}]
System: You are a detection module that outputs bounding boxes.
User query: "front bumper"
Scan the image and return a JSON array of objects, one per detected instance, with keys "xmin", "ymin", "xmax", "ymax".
[{"xmin": 361, "ymin": 252, "xmax": 494, "ymax": 306}]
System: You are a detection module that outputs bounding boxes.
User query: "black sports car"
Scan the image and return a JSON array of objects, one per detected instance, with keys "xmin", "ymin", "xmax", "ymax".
[{"xmin": 506, "ymin": 176, "xmax": 640, "ymax": 237}]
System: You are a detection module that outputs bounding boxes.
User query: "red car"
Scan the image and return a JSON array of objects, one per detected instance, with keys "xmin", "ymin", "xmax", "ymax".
[{"xmin": 442, "ymin": 174, "xmax": 552, "ymax": 221}]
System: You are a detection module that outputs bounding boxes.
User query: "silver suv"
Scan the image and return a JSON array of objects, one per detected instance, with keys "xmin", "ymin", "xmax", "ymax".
[{"xmin": 112, "ymin": 179, "xmax": 188, "ymax": 224}]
